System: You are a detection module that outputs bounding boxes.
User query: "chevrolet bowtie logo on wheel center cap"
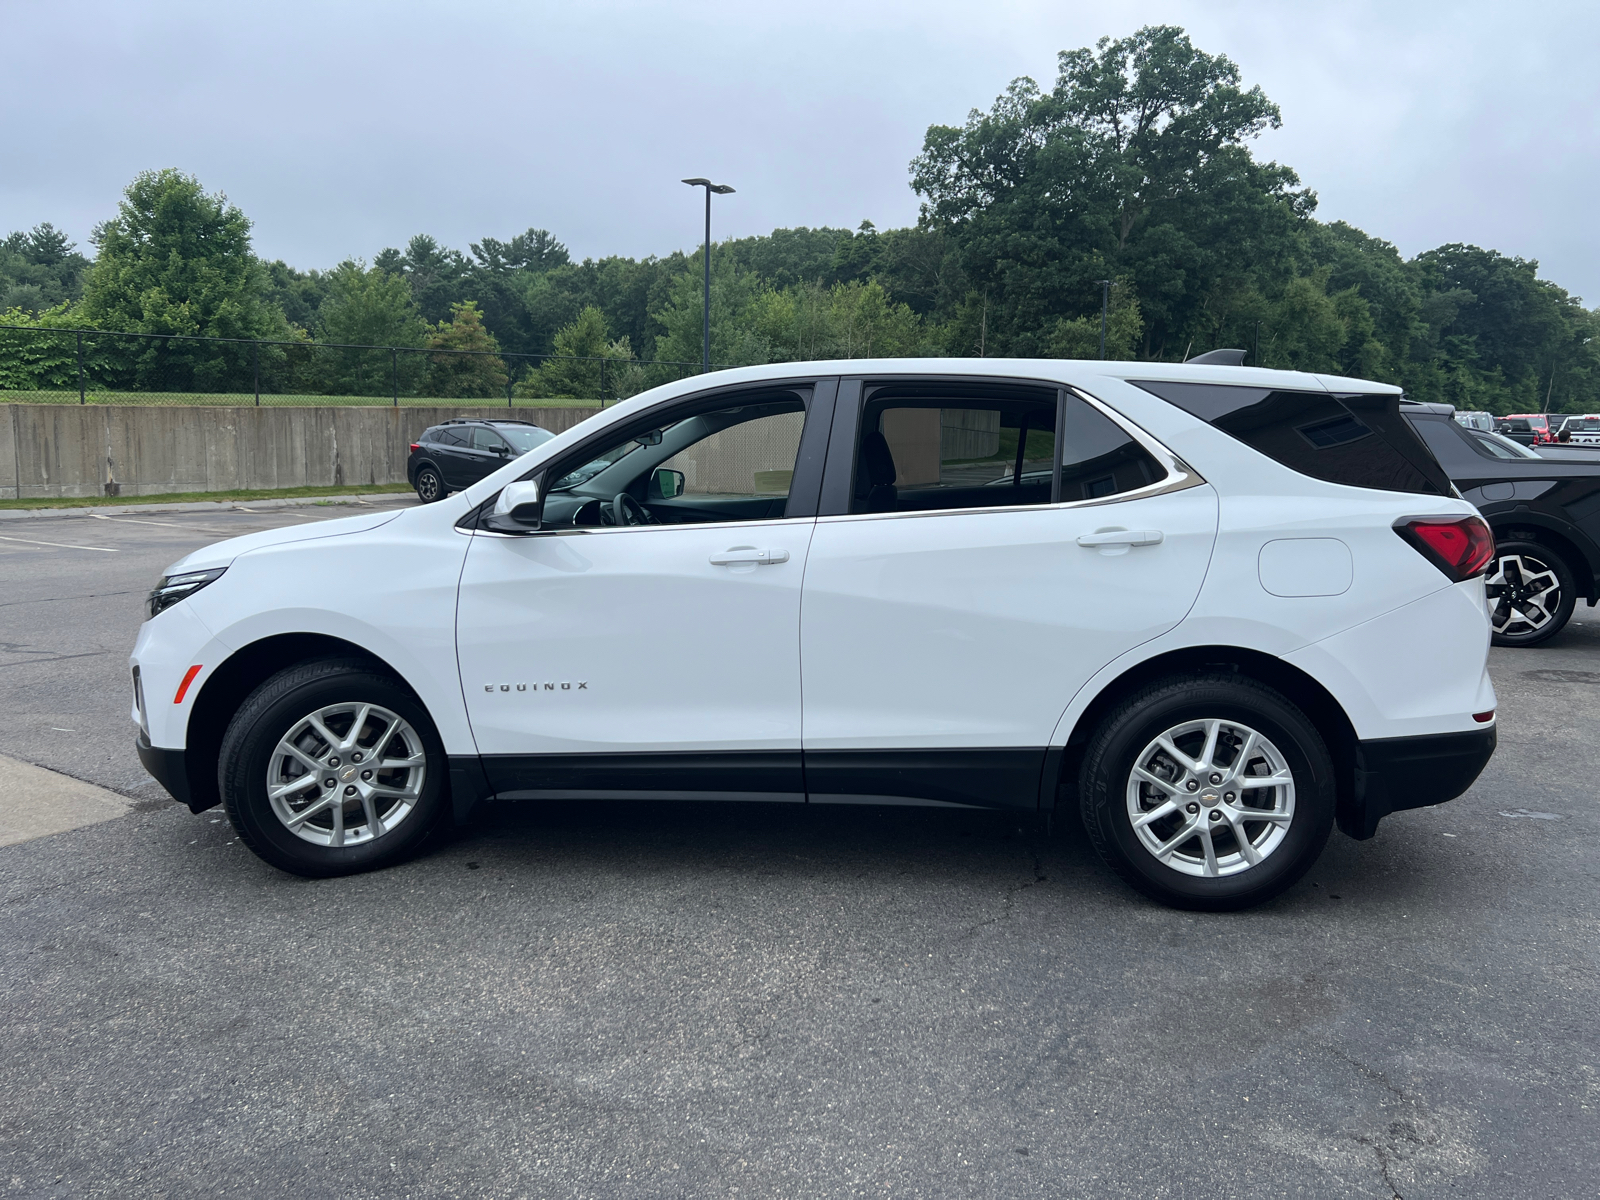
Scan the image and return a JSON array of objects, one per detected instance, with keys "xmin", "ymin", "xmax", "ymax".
[
  {"xmin": 1201, "ymin": 792, "xmax": 1219, "ymax": 804},
  {"xmin": 342, "ymin": 767, "xmax": 357, "ymax": 781}
]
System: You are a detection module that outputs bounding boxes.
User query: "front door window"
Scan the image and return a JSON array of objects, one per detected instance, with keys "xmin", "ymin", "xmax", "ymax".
[{"xmin": 541, "ymin": 396, "xmax": 810, "ymax": 528}]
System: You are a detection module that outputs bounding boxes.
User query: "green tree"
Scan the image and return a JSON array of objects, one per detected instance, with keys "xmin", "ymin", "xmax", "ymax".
[
  {"xmin": 0, "ymin": 302, "xmax": 109, "ymax": 391},
  {"xmin": 649, "ymin": 256, "xmax": 772, "ymax": 373},
  {"xmin": 311, "ymin": 261, "xmax": 428, "ymax": 395},
  {"xmin": 515, "ymin": 305, "xmax": 635, "ymax": 399},
  {"xmin": 425, "ymin": 301, "xmax": 507, "ymax": 398},
  {"xmin": 0, "ymin": 223, "xmax": 91, "ymax": 314},
  {"xmin": 911, "ymin": 25, "xmax": 1310, "ymax": 358},
  {"xmin": 77, "ymin": 170, "xmax": 285, "ymax": 392},
  {"xmin": 1047, "ymin": 279, "xmax": 1143, "ymax": 359},
  {"xmin": 79, "ymin": 170, "xmax": 280, "ymax": 339}
]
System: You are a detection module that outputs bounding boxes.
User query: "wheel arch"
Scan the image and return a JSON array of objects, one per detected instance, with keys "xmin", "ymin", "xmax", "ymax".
[
  {"xmin": 1051, "ymin": 644, "xmax": 1359, "ymax": 836},
  {"xmin": 180, "ymin": 633, "xmax": 416, "ymax": 813}
]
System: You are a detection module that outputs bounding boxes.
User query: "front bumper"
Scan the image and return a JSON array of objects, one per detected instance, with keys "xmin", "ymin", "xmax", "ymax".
[
  {"xmin": 1339, "ymin": 726, "xmax": 1497, "ymax": 839},
  {"xmin": 137, "ymin": 734, "xmax": 200, "ymax": 811}
]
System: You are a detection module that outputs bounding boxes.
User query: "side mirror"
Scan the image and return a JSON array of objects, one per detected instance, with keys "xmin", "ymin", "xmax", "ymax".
[
  {"xmin": 650, "ymin": 467, "xmax": 685, "ymax": 500},
  {"xmin": 484, "ymin": 479, "xmax": 542, "ymax": 532}
]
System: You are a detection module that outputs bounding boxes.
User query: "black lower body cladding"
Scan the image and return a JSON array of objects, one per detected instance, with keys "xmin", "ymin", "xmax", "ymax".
[{"xmin": 1341, "ymin": 726, "xmax": 1497, "ymax": 839}]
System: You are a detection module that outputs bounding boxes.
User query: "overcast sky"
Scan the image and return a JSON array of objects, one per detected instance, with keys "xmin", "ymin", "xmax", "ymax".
[{"xmin": 4, "ymin": 0, "xmax": 1597, "ymax": 303}]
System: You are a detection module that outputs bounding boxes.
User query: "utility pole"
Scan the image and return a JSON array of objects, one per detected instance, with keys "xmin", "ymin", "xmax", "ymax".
[
  {"xmin": 1098, "ymin": 280, "xmax": 1111, "ymax": 359},
  {"xmin": 681, "ymin": 178, "xmax": 736, "ymax": 373}
]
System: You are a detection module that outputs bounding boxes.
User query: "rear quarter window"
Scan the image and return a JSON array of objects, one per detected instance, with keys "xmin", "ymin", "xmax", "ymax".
[{"xmin": 1132, "ymin": 381, "xmax": 1450, "ymax": 497}]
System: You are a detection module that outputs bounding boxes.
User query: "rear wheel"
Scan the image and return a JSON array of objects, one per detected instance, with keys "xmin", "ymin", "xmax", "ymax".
[
  {"xmin": 1487, "ymin": 538, "xmax": 1575, "ymax": 647},
  {"xmin": 414, "ymin": 465, "xmax": 445, "ymax": 503},
  {"xmin": 220, "ymin": 658, "xmax": 449, "ymax": 877},
  {"xmin": 1079, "ymin": 674, "xmax": 1335, "ymax": 911}
]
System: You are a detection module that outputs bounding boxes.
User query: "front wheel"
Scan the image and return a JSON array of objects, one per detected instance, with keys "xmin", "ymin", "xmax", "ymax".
[
  {"xmin": 1078, "ymin": 674, "xmax": 1335, "ymax": 911},
  {"xmin": 1487, "ymin": 538, "xmax": 1575, "ymax": 647},
  {"xmin": 219, "ymin": 658, "xmax": 450, "ymax": 877}
]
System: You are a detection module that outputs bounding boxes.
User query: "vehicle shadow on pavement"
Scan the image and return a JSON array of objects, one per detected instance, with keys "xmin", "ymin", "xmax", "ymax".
[{"xmin": 431, "ymin": 794, "xmax": 1471, "ymax": 917}]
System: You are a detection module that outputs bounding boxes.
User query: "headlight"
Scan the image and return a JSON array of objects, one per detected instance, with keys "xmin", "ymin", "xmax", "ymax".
[{"xmin": 147, "ymin": 567, "xmax": 227, "ymax": 619}]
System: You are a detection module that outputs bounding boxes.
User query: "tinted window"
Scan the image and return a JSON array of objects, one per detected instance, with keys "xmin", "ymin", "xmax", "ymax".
[
  {"xmin": 1058, "ymin": 394, "xmax": 1165, "ymax": 502},
  {"xmin": 852, "ymin": 389, "xmax": 1058, "ymax": 513},
  {"xmin": 429, "ymin": 426, "xmax": 467, "ymax": 446},
  {"xmin": 1407, "ymin": 415, "xmax": 1478, "ymax": 465},
  {"xmin": 1133, "ymin": 381, "xmax": 1449, "ymax": 496},
  {"xmin": 472, "ymin": 427, "xmax": 508, "ymax": 452}
]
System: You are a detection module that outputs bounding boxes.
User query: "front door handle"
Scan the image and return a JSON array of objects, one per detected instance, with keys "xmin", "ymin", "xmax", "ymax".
[
  {"xmin": 1076, "ymin": 529, "xmax": 1164, "ymax": 548},
  {"xmin": 710, "ymin": 548, "xmax": 790, "ymax": 566}
]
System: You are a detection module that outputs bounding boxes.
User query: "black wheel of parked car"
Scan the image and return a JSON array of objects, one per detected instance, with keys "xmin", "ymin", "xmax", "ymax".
[
  {"xmin": 1487, "ymin": 537, "xmax": 1576, "ymax": 647},
  {"xmin": 220, "ymin": 658, "xmax": 450, "ymax": 878},
  {"xmin": 414, "ymin": 465, "xmax": 445, "ymax": 503},
  {"xmin": 1078, "ymin": 673, "xmax": 1335, "ymax": 911}
]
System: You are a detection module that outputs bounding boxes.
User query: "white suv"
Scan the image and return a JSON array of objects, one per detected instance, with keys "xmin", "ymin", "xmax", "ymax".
[{"xmin": 132, "ymin": 361, "xmax": 1498, "ymax": 909}]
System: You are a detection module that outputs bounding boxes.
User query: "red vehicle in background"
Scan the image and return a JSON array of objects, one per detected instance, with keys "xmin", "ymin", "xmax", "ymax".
[{"xmin": 1496, "ymin": 414, "xmax": 1557, "ymax": 445}]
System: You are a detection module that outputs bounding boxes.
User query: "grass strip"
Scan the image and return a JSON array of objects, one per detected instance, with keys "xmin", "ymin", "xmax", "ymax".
[{"xmin": 0, "ymin": 483, "xmax": 412, "ymax": 511}]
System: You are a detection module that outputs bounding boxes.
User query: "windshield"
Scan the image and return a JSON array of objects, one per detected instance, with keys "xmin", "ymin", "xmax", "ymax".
[{"xmin": 498, "ymin": 426, "xmax": 555, "ymax": 454}]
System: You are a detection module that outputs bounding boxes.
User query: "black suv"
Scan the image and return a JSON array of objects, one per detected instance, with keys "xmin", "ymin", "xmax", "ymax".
[
  {"xmin": 1404, "ymin": 402, "xmax": 1600, "ymax": 645},
  {"xmin": 407, "ymin": 420, "xmax": 556, "ymax": 502}
]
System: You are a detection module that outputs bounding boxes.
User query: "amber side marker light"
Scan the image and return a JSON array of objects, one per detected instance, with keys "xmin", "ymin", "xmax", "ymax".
[{"xmin": 173, "ymin": 665, "xmax": 203, "ymax": 704}]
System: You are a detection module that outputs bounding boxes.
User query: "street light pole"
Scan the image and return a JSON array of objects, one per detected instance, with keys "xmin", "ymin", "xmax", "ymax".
[
  {"xmin": 682, "ymin": 177, "xmax": 735, "ymax": 373},
  {"xmin": 1098, "ymin": 279, "xmax": 1111, "ymax": 360}
]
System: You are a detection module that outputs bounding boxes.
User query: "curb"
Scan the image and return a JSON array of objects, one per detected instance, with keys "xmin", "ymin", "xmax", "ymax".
[{"xmin": 0, "ymin": 492, "xmax": 418, "ymax": 522}]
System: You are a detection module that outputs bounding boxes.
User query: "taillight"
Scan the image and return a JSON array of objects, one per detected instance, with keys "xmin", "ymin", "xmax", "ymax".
[
  {"xmin": 1395, "ymin": 516, "xmax": 1496, "ymax": 581},
  {"xmin": 409, "ymin": 443, "xmax": 421, "ymax": 452}
]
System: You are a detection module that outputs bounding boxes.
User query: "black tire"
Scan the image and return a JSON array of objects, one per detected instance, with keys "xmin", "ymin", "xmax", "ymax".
[
  {"xmin": 219, "ymin": 658, "xmax": 449, "ymax": 878},
  {"xmin": 1078, "ymin": 673, "xmax": 1336, "ymax": 911},
  {"xmin": 414, "ymin": 464, "xmax": 445, "ymax": 503},
  {"xmin": 1487, "ymin": 537, "xmax": 1576, "ymax": 647}
]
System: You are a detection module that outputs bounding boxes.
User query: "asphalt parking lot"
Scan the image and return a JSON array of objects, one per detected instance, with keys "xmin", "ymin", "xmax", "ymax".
[{"xmin": 1, "ymin": 502, "xmax": 1596, "ymax": 1198}]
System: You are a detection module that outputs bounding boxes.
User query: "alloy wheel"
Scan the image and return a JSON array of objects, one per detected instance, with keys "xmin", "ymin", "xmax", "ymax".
[
  {"xmin": 266, "ymin": 702, "xmax": 427, "ymax": 847},
  {"xmin": 1125, "ymin": 718, "xmax": 1295, "ymax": 878},
  {"xmin": 1487, "ymin": 553, "xmax": 1561, "ymax": 638}
]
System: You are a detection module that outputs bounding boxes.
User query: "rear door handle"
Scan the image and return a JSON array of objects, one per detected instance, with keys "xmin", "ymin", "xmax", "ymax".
[
  {"xmin": 1076, "ymin": 529, "xmax": 1164, "ymax": 548},
  {"xmin": 710, "ymin": 548, "xmax": 791, "ymax": 566}
]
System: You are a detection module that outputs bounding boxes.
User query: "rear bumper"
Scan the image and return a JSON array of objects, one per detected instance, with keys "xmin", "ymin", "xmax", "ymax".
[
  {"xmin": 1339, "ymin": 726, "xmax": 1496, "ymax": 839},
  {"xmin": 136, "ymin": 734, "xmax": 199, "ymax": 811}
]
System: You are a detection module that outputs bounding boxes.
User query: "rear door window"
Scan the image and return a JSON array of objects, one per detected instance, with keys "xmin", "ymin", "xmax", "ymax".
[
  {"xmin": 1133, "ymin": 381, "xmax": 1449, "ymax": 496},
  {"xmin": 846, "ymin": 383, "xmax": 1168, "ymax": 514},
  {"xmin": 852, "ymin": 386, "xmax": 1058, "ymax": 513}
]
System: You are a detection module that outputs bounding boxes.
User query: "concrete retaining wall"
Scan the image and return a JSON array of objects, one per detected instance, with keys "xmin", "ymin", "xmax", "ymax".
[{"xmin": 0, "ymin": 405, "xmax": 603, "ymax": 500}]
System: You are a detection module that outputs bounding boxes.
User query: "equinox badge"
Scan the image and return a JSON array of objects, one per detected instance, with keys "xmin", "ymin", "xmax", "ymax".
[{"xmin": 484, "ymin": 682, "xmax": 588, "ymax": 692}]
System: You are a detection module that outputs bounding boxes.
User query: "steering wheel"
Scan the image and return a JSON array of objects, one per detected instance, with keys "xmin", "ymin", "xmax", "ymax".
[{"xmin": 611, "ymin": 492, "xmax": 654, "ymax": 526}]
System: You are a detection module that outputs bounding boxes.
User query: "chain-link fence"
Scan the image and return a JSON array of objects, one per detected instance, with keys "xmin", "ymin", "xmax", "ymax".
[{"xmin": 0, "ymin": 326, "xmax": 709, "ymax": 407}]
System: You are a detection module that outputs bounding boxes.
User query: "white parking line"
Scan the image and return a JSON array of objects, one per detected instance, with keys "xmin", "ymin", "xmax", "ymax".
[{"xmin": 0, "ymin": 535, "xmax": 118, "ymax": 553}]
